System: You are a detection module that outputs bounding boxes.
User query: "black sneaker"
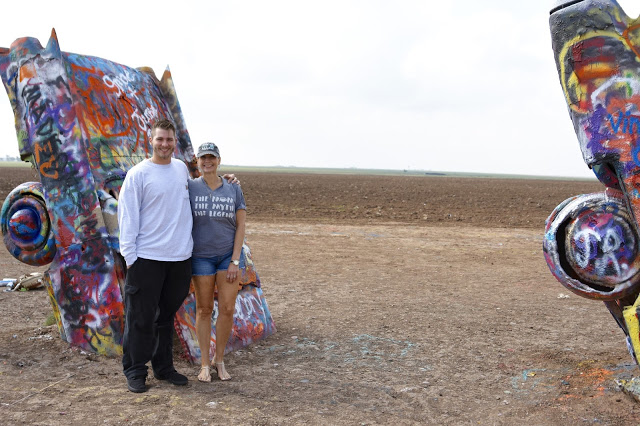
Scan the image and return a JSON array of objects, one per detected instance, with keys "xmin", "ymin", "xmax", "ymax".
[
  {"xmin": 154, "ymin": 370, "xmax": 188, "ymax": 386},
  {"xmin": 127, "ymin": 376, "xmax": 147, "ymax": 393}
]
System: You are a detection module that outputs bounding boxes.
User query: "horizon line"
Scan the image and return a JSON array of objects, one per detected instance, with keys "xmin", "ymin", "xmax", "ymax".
[{"xmin": 0, "ymin": 159, "xmax": 598, "ymax": 181}]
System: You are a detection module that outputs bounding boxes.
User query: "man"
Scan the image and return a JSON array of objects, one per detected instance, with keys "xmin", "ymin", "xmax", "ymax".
[{"xmin": 117, "ymin": 118, "xmax": 194, "ymax": 393}]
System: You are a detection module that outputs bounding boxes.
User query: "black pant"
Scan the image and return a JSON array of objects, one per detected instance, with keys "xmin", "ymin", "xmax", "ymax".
[{"xmin": 122, "ymin": 257, "xmax": 191, "ymax": 379}]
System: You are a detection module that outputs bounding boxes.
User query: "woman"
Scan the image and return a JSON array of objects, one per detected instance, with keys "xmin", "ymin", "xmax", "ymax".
[{"xmin": 189, "ymin": 142, "xmax": 246, "ymax": 382}]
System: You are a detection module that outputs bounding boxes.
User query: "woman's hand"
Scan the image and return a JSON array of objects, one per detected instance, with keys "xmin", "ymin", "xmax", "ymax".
[{"xmin": 226, "ymin": 262, "xmax": 240, "ymax": 282}]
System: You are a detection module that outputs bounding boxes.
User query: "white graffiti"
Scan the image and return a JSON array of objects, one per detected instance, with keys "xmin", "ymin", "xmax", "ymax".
[
  {"xmin": 235, "ymin": 294, "xmax": 258, "ymax": 321},
  {"xmin": 212, "ymin": 292, "xmax": 259, "ymax": 323},
  {"xmin": 102, "ymin": 71, "xmax": 138, "ymax": 101},
  {"xmin": 574, "ymin": 228, "xmax": 624, "ymax": 277},
  {"xmin": 130, "ymin": 106, "xmax": 158, "ymax": 132},
  {"xmin": 591, "ymin": 76, "xmax": 640, "ymax": 109},
  {"xmin": 103, "ymin": 71, "xmax": 158, "ymax": 133}
]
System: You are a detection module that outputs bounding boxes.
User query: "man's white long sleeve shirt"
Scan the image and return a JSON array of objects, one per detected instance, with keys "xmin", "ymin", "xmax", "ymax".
[{"xmin": 117, "ymin": 158, "xmax": 193, "ymax": 267}]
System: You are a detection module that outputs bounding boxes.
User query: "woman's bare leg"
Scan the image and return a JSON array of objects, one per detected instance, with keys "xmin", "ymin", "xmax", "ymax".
[
  {"xmin": 193, "ymin": 275, "xmax": 216, "ymax": 382},
  {"xmin": 213, "ymin": 270, "xmax": 240, "ymax": 380}
]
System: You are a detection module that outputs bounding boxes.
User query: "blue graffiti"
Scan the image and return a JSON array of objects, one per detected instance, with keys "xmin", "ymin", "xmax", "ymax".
[{"xmin": 608, "ymin": 111, "xmax": 640, "ymax": 135}]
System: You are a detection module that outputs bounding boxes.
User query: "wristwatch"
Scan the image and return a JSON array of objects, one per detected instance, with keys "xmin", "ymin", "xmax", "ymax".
[{"xmin": 232, "ymin": 259, "xmax": 240, "ymax": 266}]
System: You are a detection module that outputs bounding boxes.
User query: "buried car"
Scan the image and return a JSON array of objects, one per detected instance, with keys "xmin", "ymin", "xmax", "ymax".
[
  {"xmin": 0, "ymin": 29, "xmax": 274, "ymax": 359},
  {"xmin": 545, "ymin": 0, "xmax": 640, "ymax": 364}
]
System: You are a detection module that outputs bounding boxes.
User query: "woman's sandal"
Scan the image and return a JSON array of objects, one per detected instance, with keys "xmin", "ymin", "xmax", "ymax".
[
  {"xmin": 213, "ymin": 362, "xmax": 232, "ymax": 381},
  {"xmin": 197, "ymin": 366, "xmax": 211, "ymax": 382},
  {"xmin": 211, "ymin": 356, "xmax": 232, "ymax": 381}
]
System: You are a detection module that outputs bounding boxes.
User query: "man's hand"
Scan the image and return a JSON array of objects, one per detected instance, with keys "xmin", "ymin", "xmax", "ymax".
[{"xmin": 222, "ymin": 174, "xmax": 239, "ymax": 185}]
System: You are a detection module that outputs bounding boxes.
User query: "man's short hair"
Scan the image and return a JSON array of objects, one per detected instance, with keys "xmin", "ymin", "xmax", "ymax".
[{"xmin": 151, "ymin": 118, "xmax": 176, "ymax": 138}]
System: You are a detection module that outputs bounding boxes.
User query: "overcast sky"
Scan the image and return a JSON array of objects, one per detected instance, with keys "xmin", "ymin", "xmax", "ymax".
[{"xmin": 1, "ymin": 0, "xmax": 639, "ymax": 178}]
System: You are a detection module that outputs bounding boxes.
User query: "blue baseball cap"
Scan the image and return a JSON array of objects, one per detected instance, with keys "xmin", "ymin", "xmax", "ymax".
[{"xmin": 197, "ymin": 142, "xmax": 220, "ymax": 158}]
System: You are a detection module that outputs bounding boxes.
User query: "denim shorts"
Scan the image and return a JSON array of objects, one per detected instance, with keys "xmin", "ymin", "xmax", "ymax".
[{"xmin": 192, "ymin": 249, "xmax": 244, "ymax": 276}]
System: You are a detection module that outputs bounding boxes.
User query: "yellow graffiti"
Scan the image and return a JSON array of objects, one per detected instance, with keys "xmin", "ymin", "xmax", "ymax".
[
  {"xmin": 88, "ymin": 332, "xmax": 123, "ymax": 356},
  {"xmin": 558, "ymin": 29, "xmax": 629, "ymax": 114},
  {"xmin": 624, "ymin": 295, "xmax": 640, "ymax": 360},
  {"xmin": 43, "ymin": 274, "xmax": 65, "ymax": 340}
]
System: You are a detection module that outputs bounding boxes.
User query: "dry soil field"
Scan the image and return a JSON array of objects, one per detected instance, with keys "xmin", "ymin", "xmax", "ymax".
[{"xmin": 1, "ymin": 165, "xmax": 640, "ymax": 424}]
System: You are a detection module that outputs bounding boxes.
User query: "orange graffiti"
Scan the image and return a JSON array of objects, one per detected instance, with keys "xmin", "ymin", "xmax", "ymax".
[
  {"xmin": 34, "ymin": 140, "xmax": 58, "ymax": 179},
  {"xmin": 19, "ymin": 63, "xmax": 36, "ymax": 81}
]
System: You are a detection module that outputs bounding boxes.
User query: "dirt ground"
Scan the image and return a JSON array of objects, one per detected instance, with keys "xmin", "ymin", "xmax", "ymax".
[{"xmin": 2, "ymin": 166, "xmax": 640, "ymax": 424}]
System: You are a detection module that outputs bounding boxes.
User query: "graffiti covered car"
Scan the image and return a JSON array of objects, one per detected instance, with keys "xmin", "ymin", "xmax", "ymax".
[
  {"xmin": 0, "ymin": 29, "xmax": 275, "ymax": 359},
  {"xmin": 545, "ymin": 0, "xmax": 640, "ymax": 364}
]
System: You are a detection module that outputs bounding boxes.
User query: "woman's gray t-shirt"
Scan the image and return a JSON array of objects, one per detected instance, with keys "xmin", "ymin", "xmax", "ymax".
[{"xmin": 188, "ymin": 177, "xmax": 246, "ymax": 257}]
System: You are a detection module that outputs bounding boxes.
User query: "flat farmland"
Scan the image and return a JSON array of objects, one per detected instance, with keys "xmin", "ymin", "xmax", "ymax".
[{"xmin": 2, "ymin": 166, "xmax": 639, "ymax": 424}]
